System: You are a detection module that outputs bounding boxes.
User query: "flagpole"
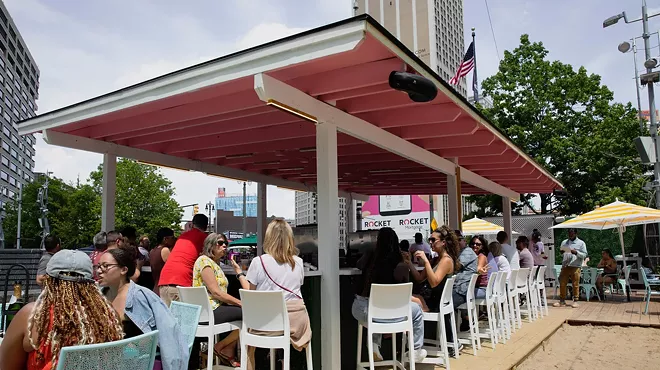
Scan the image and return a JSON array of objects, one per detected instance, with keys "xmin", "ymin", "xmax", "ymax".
[{"xmin": 472, "ymin": 27, "xmax": 479, "ymax": 103}]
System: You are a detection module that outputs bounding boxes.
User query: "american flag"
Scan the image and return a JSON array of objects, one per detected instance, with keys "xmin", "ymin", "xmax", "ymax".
[{"xmin": 449, "ymin": 41, "xmax": 475, "ymax": 86}]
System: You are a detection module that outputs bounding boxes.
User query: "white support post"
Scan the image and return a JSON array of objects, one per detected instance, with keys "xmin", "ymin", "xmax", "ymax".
[
  {"xmin": 502, "ymin": 197, "xmax": 512, "ymax": 241},
  {"xmin": 101, "ymin": 153, "xmax": 116, "ymax": 231},
  {"xmin": 256, "ymin": 182, "xmax": 267, "ymax": 255},
  {"xmin": 316, "ymin": 122, "xmax": 341, "ymax": 369},
  {"xmin": 346, "ymin": 194, "xmax": 354, "ymax": 234},
  {"xmin": 447, "ymin": 163, "xmax": 461, "ymax": 230}
]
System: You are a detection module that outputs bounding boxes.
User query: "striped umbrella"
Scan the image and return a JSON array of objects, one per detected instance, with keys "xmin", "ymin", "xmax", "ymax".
[
  {"xmin": 551, "ymin": 200, "xmax": 660, "ymax": 272},
  {"xmin": 462, "ymin": 216, "xmax": 519, "ymax": 236}
]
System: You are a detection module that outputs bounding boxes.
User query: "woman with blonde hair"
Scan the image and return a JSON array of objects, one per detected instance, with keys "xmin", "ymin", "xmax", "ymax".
[
  {"xmin": 0, "ymin": 250, "xmax": 124, "ymax": 370},
  {"xmin": 231, "ymin": 218, "xmax": 311, "ymax": 370}
]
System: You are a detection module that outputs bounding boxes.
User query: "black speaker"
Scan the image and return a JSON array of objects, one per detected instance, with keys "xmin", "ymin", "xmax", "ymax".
[{"xmin": 388, "ymin": 71, "xmax": 438, "ymax": 102}]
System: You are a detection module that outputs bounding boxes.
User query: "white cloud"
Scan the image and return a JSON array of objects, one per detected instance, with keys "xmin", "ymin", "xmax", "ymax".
[{"xmin": 6, "ymin": 1, "xmax": 330, "ymax": 220}]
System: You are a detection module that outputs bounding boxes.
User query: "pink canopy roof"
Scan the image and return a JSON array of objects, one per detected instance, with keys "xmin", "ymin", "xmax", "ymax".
[{"xmin": 19, "ymin": 15, "xmax": 561, "ymax": 197}]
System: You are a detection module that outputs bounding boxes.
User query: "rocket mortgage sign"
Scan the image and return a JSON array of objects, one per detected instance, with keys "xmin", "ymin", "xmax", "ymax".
[{"xmin": 361, "ymin": 195, "xmax": 433, "ymax": 241}]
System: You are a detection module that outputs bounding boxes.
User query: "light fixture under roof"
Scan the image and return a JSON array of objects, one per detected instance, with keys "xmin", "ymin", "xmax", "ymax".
[
  {"xmin": 224, "ymin": 153, "xmax": 253, "ymax": 159},
  {"xmin": 369, "ymin": 169, "xmax": 401, "ymax": 174},
  {"xmin": 279, "ymin": 167, "xmax": 305, "ymax": 172},
  {"xmin": 266, "ymin": 99, "xmax": 317, "ymax": 123}
]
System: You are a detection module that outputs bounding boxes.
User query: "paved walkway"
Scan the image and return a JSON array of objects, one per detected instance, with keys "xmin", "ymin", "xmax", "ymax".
[
  {"xmin": 414, "ymin": 307, "xmax": 573, "ymax": 370},
  {"xmin": 565, "ymin": 293, "xmax": 660, "ymax": 328}
]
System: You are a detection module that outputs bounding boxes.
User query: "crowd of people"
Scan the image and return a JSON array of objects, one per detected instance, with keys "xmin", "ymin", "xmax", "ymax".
[
  {"xmin": 0, "ymin": 214, "xmax": 312, "ymax": 370},
  {"xmin": 0, "ymin": 212, "xmax": 562, "ymax": 370},
  {"xmin": 355, "ymin": 227, "xmax": 550, "ymax": 363}
]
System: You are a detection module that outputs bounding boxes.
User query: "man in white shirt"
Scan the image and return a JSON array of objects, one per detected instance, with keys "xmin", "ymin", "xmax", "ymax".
[
  {"xmin": 497, "ymin": 231, "xmax": 520, "ymax": 270},
  {"xmin": 553, "ymin": 228, "xmax": 588, "ymax": 308}
]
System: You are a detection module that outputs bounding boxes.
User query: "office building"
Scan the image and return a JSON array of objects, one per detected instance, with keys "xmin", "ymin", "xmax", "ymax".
[
  {"xmin": 354, "ymin": 0, "xmax": 467, "ymax": 96},
  {"xmin": 214, "ymin": 187, "xmax": 257, "ymax": 217},
  {"xmin": 294, "ymin": 192, "xmax": 348, "ymax": 249},
  {"xmin": 0, "ymin": 2, "xmax": 39, "ymax": 209}
]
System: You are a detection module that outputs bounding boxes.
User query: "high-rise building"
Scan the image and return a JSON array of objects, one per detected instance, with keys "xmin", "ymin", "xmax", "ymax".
[
  {"xmin": 0, "ymin": 2, "xmax": 39, "ymax": 209},
  {"xmin": 294, "ymin": 192, "xmax": 348, "ymax": 249},
  {"xmin": 354, "ymin": 0, "xmax": 466, "ymax": 96},
  {"xmin": 215, "ymin": 187, "xmax": 257, "ymax": 217}
]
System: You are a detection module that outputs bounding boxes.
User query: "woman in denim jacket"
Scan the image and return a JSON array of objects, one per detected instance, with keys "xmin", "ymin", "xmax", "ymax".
[{"xmin": 99, "ymin": 245, "xmax": 188, "ymax": 370}]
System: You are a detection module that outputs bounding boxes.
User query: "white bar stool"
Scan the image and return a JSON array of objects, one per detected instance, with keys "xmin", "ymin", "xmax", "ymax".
[
  {"xmin": 420, "ymin": 276, "xmax": 458, "ymax": 369},
  {"xmin": 456, "ymin": 274, "xmax": 481, "ymax": 355},
  {"xmin": 536, "ymin": 266, "xmax": 549, "ymax": 316},
  {"xmin": 177, "ymin": 286, "xmax": 242, "ymax": 370},
  {"xmin": 356, "ymin": 283, "xmax": 415, "ymax": 370},
  {"xmin": 239, "ymin": 290, "xmax": 312, "ymax": 370},
  {"xmin": 475, "ymin": 271, "xmax": 499, "ymax": 348}
]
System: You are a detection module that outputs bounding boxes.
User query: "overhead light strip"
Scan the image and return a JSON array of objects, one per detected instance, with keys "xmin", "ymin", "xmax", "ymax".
[{"xmin": 266, "ymin": 99, "xmax": 317, "ymax": 123}]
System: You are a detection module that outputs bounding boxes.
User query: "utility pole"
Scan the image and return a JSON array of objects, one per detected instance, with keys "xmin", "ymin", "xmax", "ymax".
[
  {"xmin": 16, "ymin": 184, "xmax": 22, "ymax": 249},
  {"xmin": 640, "ymin": 0, "xmax": 660, "ymax": 211},
  {"xmin": 242, "ymin": 181, "xmax": 247, "ymax": 236}
]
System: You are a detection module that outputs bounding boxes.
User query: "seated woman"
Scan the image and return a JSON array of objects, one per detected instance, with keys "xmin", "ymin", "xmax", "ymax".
[
  {"xmin": 99, "ymin": 245, "xmax": 188, "ymax": 370},
  {"xmin": 352, "ymin": 227, "xmax": 426, "ymax": 363},
  {"xmin": 488, "ymin": 241, "xmax": 511, "ymax": 280},
  {"xmin": 470, "ymin": 236, "xmax": 490, "ymax": 288},
  {"xmin": 230, "ymin": 218, "xmax": 312, "ymax": 370},
  {"xmin": 596, "ymin": 249, "xmax": 618, "ymax": 294},
  {"xmin": 192, "ymin": 233, "xmax": 242, "ymax": 367},
  {"xmin": 407, "ymin": 226, "xmax": 460, "ymax": 354},
  {"xmin": 0, "ymin": 250, "xmax": 124, "ymax": 370}
]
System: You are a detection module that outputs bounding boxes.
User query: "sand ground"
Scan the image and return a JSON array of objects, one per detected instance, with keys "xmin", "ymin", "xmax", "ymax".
[{"xmin": 517, "ymin": 324, "xmax": 660, "ymax": 370}]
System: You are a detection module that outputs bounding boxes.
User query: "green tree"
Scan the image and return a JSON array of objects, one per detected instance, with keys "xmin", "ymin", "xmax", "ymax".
[
  {"xmin": 3, "ymin": 176, "xmax": 75, "ymax": 249},
  {"xmin": 89, "ymin": 159, "xmax": 182, "ymax": 237},
  {"xmin": 56, "ymin": 184, "xmax": 102, "ymax": 248},
  {"xmin": 468, "ymin": 34, "xmax": 648, "ymax": 216}
]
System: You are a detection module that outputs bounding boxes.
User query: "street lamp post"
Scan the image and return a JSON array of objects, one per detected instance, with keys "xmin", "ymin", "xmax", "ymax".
[
  {"xmin": 605, "ymin": 1, "xmax": 660, "ymax": 210},
  {"xmin": 237, "ymin": 181, "xmax": 252, "ymax": 236},
  {"xmin": 619, "ymin": 38, "xmax": 647, "ymax": 133},
  {"xmin": 205, "ymin": 202, "xmax": 215, "ymax": 232}
]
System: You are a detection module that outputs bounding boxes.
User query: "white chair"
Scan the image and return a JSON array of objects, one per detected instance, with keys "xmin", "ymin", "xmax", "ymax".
[
  {"xmin": 177, "ymin": 286, "xmax": 242, "ymax": 370},
  {"xmin": 456, "ymin": 274, "xmax": 481, "ymax": 355},
  {"xmin": 516, "ymin": 268, "xmax": 534, "ymax": 323},
  {"xmin": 475, "ymin": 272, "xmax": 499, "ymax": 348},
  {"xmin": 535, "ymin": 266, "xmax": 549, "ymax": 317},
  {"xmin": 239, "ymin": 290, "xmax": 312, "ymax": 370},
  {"xmin": 356, "ymin": 283, "xmax": 415, "ymax": 370},
  {"xmin": 420, "ymin": 277, "xmax": 458, "ymax": 369},
  {"xmin": 504, "ymin": 270, "xmax": 519, "ymax": 336},
  {"xmin": 525, "ymin": 266, "xmax": 540, "ymax": 320}
]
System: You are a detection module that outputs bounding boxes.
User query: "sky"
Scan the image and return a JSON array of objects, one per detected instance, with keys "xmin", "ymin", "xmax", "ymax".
[{"xmin": 3, "ymin": 0, "xmax": 660, "ymax": 220}]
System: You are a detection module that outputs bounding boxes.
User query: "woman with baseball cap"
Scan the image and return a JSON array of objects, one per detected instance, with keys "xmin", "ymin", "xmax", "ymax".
[{"xmin": 0, "ymin": 249, "xmax": 124, "ymax": 370}]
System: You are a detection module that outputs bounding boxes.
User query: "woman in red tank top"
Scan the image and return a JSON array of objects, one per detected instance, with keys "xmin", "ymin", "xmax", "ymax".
[{"xmin": 0, "ymin": 250, "xmax": 123, "ymax": 370}]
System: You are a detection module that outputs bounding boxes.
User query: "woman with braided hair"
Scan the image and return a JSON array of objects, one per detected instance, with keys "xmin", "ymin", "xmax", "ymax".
[
  {"xmin": 99, "ymin": 244, "xmax": 188, "ymax": 370},
  {"xmin": 0, "ymin": 250, "xmax": 123, "ymax": 370}
]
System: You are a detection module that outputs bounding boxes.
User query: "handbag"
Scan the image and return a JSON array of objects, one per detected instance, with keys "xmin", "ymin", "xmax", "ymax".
[{"xmin": 259, "ymin": 255, "xmax": 303, "ymax": 300}]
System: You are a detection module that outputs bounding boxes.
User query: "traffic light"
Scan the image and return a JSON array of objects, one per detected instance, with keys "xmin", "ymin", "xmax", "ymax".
[{"xmin": 193, "ymin": 204, "xmax": 199, "ymax": 215}]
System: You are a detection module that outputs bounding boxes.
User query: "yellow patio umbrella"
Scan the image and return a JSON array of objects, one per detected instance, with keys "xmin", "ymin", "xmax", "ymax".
[
  {"xmin": 462, "ymin": 216, "xmax": 519, "ymax": 236},
  {"xmin": 551, "ymin": 199, "xmax": 660, "ymax": 273}
]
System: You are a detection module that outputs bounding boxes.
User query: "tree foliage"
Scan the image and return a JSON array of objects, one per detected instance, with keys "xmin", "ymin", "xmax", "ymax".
[
  {"xmin": 2, "ymin": 159, "xmax": 182, "ymax": 248},
  {"xmin": 468, "ymin": 34, "xmax": 648, "ymax": 216},
  {"xmin": 89, "ymin": 159, "xmax": 182, "ymax": 237}
]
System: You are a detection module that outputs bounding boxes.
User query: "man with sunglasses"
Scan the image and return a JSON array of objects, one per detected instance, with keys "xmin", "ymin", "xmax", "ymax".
[{"xmin": 158, "ymin": 214, "xmax": 209, "ymax": 307}]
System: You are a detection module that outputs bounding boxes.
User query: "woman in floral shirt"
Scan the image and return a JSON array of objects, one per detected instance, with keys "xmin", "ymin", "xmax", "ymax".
[{"xmin": 192, "ymin": 233, "xmax": 242, "ymax": 367}]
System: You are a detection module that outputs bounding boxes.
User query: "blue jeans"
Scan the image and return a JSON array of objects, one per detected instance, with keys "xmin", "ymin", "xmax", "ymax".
[{"xmin": 352, "ymin": 295, "xmax": 425, "ymax": 350}]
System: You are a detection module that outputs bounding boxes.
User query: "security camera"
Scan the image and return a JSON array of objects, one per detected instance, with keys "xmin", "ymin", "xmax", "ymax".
[
  {"xmin": 389, "ymin": 71, "xmax": 438, "ymax": 103},
  {"xmin": 645, "ymin": 57, "xmax": 659, "ymax": 69}
]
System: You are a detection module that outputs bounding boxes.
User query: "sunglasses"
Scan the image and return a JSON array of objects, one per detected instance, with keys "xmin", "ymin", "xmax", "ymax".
[
  {"xmin": 471, "ymin": 242, "xmax": 483, "ymax": 247},
  {"xmin": 217, "ymin": 240, "xmax": 228, "ymax": 246},
  {"xmin": 428, "ymin": 237, "xmax": 437, "ymax": 244}
]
